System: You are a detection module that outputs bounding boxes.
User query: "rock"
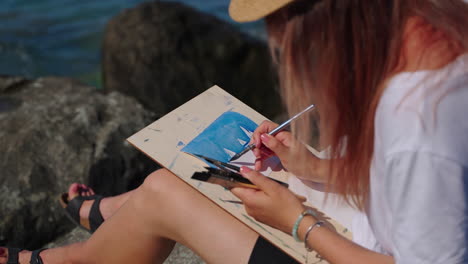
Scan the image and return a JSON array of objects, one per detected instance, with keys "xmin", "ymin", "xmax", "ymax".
[
  {"xmin": 46, "ymin": 228, "xmax": 205, "ymax": 264},
  {"xmin": 0, "ymin": 76, "xmax": 160, "ymax": 248},
  {"xmin": 102, "ymin": 1, "xmax": 282, "ymax": 120},
  {"xmin": 44, "ymin": 228, "xmax": 91, "ymax": 248},
  {"xmin": 164, "ymin": 243, "xmax": 204, "ymax": 264},
  {"xmin": 0, "ymin": 75, "xmax": 30, "ymax": 94}
]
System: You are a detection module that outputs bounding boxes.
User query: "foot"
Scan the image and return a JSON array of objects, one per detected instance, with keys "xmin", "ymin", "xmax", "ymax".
[
  {"xmin": 67, "ymin": 183, "xmax": 99, "ymax": 221},
  {"xmin": 67, "ymin": 183, "xmax": 119, "ymax": 221},
  {"xmin": 0, "ymin": 248, "xmax": 33, "ymax": 264}
]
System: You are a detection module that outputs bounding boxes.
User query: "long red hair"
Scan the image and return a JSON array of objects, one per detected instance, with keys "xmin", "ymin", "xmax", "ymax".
[{"xmin": 266, "ymin": 0, "xmax": 468, "ymax": 210}]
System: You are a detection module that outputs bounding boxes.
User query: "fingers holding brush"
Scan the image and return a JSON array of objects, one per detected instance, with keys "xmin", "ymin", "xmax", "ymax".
[
  {"xmin": 251, "ymin": 120, "xmax": 279, "ymax": 146},
  {"xmin": 254, "ymin": 131, "xmax": 295, "ymax": 171},
  {"xmin": 251, "ymin": 120, "xmax": 293, "ymax": 170}
]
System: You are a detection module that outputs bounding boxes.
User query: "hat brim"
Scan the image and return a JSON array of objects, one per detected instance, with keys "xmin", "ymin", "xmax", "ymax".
[{"xmin": 229, "ymin": 0, "xmax": 295, "ymax": 22}]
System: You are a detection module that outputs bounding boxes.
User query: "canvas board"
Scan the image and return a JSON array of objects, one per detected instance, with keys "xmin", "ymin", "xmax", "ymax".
[{"xmin": 127, "ymin": 85, "xmax": 352, "ymax": 263}]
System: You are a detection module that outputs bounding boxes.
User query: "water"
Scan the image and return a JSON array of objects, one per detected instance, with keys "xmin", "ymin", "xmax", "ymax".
[{"xmin": 0, "ymin": 0, "xmax": 264, "ymax": 88}]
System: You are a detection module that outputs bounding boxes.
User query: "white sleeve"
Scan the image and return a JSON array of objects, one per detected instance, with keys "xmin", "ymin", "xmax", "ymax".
[{"xmin": 385, "ymin": 152, "xmax": 467, "ymax": 264}]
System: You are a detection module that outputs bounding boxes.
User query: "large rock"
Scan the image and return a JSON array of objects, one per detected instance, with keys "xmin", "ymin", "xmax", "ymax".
[
  {"xmin": 0, "ymin": 76, "xmax": 159, "ymax": 248},
  {"xmin": 102, "ymin": 1, "xmax": 282, "ymax": 120}
]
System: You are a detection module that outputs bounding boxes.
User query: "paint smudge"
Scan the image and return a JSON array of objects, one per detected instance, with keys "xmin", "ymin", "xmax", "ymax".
[
  {"xmin": 225, "ymin": 100, "xmax": 233, "ymax": 106},
  {"xmin": 167, "ymin": 153, "xmax": 179, "ymax": 170},
  {"xmin": 219, "ymin": 198, "xmax": 243, "ymax": 206}
]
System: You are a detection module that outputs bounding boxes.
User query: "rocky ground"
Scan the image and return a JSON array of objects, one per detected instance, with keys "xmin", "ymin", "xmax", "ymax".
[{"xmin": 0, "ymin": 1, "xmax": 281, "ymax": 262}]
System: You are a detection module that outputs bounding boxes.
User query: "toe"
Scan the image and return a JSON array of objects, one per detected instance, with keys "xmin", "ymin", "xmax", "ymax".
[
  {"xmin": 0, "ymin": 248, "xmax": 7, "ymax": 264},
  {"xmin": 78, "ymin": 184, "xmax": 95, "ymax": 197},
  {"xmin": 79, "ymin": 184, "xmax": 89, "ymax": 195},
  {"xmin": 68, "ymin": 183, "xmax": 81, "ymax": 199},
  {"xmin": 68, "ymin": 183, "xmax": 96, "ymax": 200}
]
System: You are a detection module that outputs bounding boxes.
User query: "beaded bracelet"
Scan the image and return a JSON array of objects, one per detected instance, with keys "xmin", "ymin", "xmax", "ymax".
[
  {"xmin": 292, "ymin": 209, "xmax": 317, "ymax": 242},
  {"xmin": 304, "ymin": 220, "xmax": 325, "ymax": 251}
]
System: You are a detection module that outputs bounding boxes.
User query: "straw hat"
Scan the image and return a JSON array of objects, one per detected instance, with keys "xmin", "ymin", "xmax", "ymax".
[{"xmin": 229, "ymin": 0, "xmax": 295, "ymax": 22}]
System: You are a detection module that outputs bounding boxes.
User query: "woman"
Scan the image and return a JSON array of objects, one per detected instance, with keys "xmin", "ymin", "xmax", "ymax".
[{"xmin": 1, "ymin": 0, "xmax": 467, "ymax": 263}]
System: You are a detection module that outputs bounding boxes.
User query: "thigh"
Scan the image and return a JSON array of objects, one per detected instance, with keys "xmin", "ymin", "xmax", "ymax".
[{"xmin": 79, "ymin": 169, "xmax": 260, "ymax": 264}]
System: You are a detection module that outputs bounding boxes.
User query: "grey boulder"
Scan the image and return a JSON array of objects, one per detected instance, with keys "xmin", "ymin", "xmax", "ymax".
[
  {"xmin": 0, "ymin": 76, "xmax": 159, "ymax": 248},
  {"xmin": 102, "ymin": 1, "xmax": 282, "ymax": 120}
]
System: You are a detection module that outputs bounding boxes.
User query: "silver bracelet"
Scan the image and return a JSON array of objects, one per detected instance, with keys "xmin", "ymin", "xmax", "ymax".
[
  {"xmin": 292, "ymin": 209, "xmax": 317, "ymax": 242},
  {"xmin": 304, "ymin": 220, "xmax": 325, "ymax": 252}
]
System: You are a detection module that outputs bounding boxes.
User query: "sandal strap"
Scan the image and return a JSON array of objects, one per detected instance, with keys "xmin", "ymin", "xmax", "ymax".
[
  {"xmin": 63, "ymin": 194, "xmax": 104, "ymax": 233},
  {"xmin": 66, "ymin": 195, "xmax": 104, "ymax": 229},
  {"xmin": 66, "ymin": 195, "xmax": 92, "ymax": 224},
  {"xmin": 7, "ymin": 248, "xmax": 20, "ymax": 264},
  {"xmin": 30, "ymin": 248, "xmax": 46, "ymax": 264},
  {"xmin": 66, "ymin": 195, "xmax": 101, "ymax": 223},
  {"xmin": 89, "ymin": 196, "xmax": 105, "ymax": 233}
]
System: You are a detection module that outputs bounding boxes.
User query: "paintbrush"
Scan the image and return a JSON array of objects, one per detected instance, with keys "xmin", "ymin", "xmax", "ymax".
[
  {"xmin": 191, "ymin": 168, "xmax": 307, "ymax": 202},
  {"xmin": 229, "ymin": 104, "xmax": 315, "ymax": 161},
  {"xmin": 192, "ymin": 167, "xmax": 289, "ymax": 189},
  {"xmin": 194, "ymin": 154, "xmax": 241, "ymax": 172}
]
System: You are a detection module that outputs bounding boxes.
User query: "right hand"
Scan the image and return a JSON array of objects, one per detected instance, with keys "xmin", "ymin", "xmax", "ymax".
[
  {"xmin": 251, "ymin": 121, "xmax": 321, "ymax": 180},
  {"xmin": 250, "ymin": 121, "xmax": 278, "ymax": 169}
]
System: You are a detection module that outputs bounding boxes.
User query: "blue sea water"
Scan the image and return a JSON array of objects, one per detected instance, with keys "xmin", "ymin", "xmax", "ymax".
[{"xmin": 0, "ymin": 0, "xmax": 264, "ymax": 88}]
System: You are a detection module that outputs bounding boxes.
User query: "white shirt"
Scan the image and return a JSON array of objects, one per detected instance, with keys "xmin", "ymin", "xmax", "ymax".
[{"xmin": 364, "ymin": 54, "xmax": 468, "ymax": 263}]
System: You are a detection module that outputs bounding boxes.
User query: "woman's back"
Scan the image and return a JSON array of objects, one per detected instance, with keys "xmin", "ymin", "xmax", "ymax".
[{"xmin": 367, "ymin": 54, "xmax": 468, "ymax": 263}]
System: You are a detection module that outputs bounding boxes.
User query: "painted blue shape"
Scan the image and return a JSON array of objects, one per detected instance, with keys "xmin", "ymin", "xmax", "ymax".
[
  {"xmin": 182, "ymin": 111, "xmax": 258, "ymax": 162},
  {"xmin": 177, "ymin": 141, "xmax": 185, "ymax": 147}
]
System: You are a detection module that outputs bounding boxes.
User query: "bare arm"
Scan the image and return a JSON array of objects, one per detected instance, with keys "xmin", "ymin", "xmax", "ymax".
[{"xmin": 297, "ymin": 216, "xmax": 394, "ymax": 264}]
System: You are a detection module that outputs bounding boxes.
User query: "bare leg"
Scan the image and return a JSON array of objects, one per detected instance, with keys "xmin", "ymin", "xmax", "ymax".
[{"xmin": 2, "ymin": 169, "xmax": 259, "ymax": 264}]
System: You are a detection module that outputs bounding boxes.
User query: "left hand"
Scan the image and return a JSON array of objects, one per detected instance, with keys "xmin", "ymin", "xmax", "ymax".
[{"xmin": 231, "ymin": 167, "xmax": 306, "ymax": 233}]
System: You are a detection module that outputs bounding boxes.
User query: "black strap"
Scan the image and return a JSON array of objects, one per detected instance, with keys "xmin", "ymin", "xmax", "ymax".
[
  {"xmin": 66, "ymin": 195, "xmax": 101, "ymax": 225},
  {"xmin": 89, "ymin": 196, "xmax": 105, "ymax": 232},
  {"xmin": 7, "ymin": 248, "xmax": 20, "ymax": 264},
  {"xmin": 66, "ymin": 195, "xmax": 87, "ymax": 224},
  {"xmin": 30, "ymin": 248, "xmax": 46, "ymax": 264}
]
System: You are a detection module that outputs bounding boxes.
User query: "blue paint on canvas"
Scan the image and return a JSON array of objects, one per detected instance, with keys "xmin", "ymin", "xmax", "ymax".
[{"xmin": 182, "ymin": 111, "xmax": 258, "ymax": 162}]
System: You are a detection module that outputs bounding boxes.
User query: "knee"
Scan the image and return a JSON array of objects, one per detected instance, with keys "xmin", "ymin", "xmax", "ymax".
[{"xmin": 141, "ymin": 169, "xmax": 178, "ymax": 197}]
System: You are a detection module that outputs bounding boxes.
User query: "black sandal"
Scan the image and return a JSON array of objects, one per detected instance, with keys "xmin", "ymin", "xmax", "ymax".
[
  {"xmin": 59, "ymin": 193, "xmax": 104, "ymax": 233},
  {"xmin": 6, "ymin": 248, "xmax": 46, "ymax": 264}
]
